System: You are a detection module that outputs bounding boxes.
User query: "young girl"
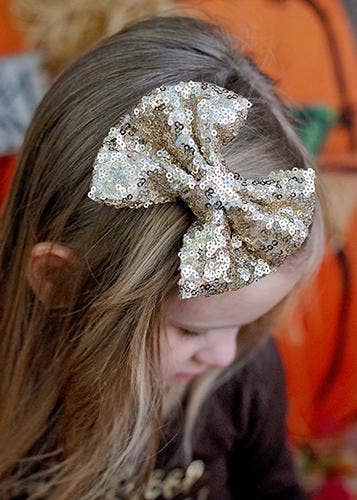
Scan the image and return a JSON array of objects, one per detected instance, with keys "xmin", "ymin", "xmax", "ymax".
[{"xmin": 0, "ymin": 15, "xmax": 325, "ymax": 500}]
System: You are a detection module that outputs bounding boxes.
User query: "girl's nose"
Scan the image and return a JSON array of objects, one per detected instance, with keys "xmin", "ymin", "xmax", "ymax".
[{"xmin": 194, "ymin": 331, "xmax": 237, "ymax": 368}]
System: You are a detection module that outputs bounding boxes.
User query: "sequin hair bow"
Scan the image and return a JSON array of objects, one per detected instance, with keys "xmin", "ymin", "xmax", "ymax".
[{"xmin": 88, "ymin": 80, "xmax": 316, "ymax": 299}]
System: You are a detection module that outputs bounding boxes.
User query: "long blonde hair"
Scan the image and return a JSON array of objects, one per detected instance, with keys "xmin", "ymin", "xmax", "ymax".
[{"xmin": 0, "ymin": 15, "xmax": 326, "ymax": 499}]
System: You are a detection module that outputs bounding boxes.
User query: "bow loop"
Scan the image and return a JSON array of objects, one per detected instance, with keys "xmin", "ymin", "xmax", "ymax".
[{"xmin": 88, "ymin": 81, "xmax": 251, "ymax": 210}]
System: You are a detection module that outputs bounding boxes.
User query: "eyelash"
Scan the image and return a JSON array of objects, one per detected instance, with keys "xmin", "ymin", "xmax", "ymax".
[{"xmin": 180, "ymin": 328, "xmax": 203, "ymax": 338}]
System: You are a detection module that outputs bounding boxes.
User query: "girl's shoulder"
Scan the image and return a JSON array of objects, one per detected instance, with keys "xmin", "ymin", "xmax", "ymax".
[
  {"xmin": 197, "ymin": 334, "xmax": 288, "ymax": 446},
  {"xmin": 192, "ymin": 335, "xmax": 304, "ymax": 498},
  {"xmin": 199, "ymin": 334, "xmax": 287, "ymax": 423}
]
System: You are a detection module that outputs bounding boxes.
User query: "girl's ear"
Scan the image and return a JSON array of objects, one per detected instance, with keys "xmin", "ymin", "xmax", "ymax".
[{"xmin": 26, "ymin": 242, "xmax": 79, "ymax": 308}]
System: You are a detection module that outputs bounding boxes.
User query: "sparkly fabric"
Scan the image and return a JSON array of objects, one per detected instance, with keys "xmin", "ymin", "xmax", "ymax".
[{"xmin": 88, "ymin": 80, "xmax": 316, "ymax": 299}]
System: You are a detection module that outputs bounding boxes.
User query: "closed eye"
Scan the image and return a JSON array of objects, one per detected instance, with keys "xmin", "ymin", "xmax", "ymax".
[{"xmin": 180, "ymin": 328, "xmax": 204, "ymax": 338}]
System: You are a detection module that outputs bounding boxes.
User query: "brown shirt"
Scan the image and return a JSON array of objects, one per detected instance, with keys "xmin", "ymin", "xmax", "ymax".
[{"xmin": 144, "ymin": 335, "xmax": 308, "ymax": 500}]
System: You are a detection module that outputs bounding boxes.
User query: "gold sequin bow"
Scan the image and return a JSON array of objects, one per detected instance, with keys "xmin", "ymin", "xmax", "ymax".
[{"xmin": 88, "ymin": 80, "xmax": 316, "ymax": 299}]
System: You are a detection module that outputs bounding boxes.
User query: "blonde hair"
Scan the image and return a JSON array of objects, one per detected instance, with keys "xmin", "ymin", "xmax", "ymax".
[{"xmin": 0, "ymin": 15, "xmax": 325, "ymax": 499}]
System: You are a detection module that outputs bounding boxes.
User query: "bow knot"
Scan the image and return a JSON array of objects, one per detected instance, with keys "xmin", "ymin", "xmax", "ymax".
[{"xmin": 88, "ymin": 81, "xmax": 316, "ymax": 299}]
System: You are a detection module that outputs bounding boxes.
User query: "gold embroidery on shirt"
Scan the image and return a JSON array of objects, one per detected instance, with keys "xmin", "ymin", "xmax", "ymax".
[
  {"xmin": 144, "ymin": 459, "xmax": 205, "ymax": 499},
  {"xmin": 181, "ymin": 460, "xmax": 205, "ymax": 494}
]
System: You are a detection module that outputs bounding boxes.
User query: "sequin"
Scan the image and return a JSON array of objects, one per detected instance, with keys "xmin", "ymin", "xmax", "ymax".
[
  {"xmin": 88, "ymin": 80, "xmax": 316, "ymax": 299},
  {"xmin": 115, "ymin": 459, "xmax": 207, "ymax": 499}
]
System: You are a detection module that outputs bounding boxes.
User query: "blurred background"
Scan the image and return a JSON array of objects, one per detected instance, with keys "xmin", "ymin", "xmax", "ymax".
[{"xmin": 0, "ymin": 0, "xmax": 356, "ymax": 498}]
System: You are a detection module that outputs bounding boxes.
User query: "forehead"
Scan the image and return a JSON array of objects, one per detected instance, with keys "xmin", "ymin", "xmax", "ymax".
[{"xmin": 165, "ymin": 261, "xmax": 302, "ymax": 330}]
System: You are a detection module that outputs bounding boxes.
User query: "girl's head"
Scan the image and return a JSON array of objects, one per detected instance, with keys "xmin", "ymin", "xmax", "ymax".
[
  {"xmin": 0, "ymin": 15, "xmax": 325, "ymax": 498},
  {"xmin": 162, "ymin": 249, "xmax": 312, "ymax": 381}
]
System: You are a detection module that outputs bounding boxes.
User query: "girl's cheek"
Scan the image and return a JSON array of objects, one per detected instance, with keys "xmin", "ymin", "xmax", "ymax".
[
  {"xmin": 160, "ymin": 327, "xmax": 204, "ymax": 369},
  {"xmin": 168, "ymin": 336, "xmax": 198, "ymax": 366}
]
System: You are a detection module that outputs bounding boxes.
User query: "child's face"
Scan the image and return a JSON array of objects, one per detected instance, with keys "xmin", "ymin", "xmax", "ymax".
[{"xmin": 161, "ymin": 261, "xmax": 303, "ymax": 382}]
